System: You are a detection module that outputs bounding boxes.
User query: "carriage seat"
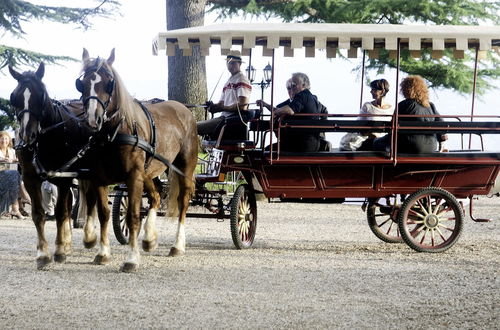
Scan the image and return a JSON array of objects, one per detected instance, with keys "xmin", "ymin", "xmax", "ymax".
[{"xmin": 202, "ymin": 109, "xmax": 260, "ymax": 149}]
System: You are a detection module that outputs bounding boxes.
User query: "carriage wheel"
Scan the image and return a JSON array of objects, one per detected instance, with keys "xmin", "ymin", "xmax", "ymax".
[
  {"xmin": 230, "ymin": 184, "xmax": 257, "ymax": 249},
  {"xmin": 366, "ymin": 195, "xmax": 404, "ymax": 243},
  {"xmin": 112, "ymin": 190, "xmax": 130, "ymax": 245},
  {"xmin": 398, "ymin": 187, "xmax": 464, "ymax": 253}
]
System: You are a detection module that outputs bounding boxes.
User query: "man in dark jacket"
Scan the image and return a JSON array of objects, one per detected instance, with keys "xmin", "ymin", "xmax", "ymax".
[{"xmin": 273, "ymin": 72, "xmax": 327, "ymax": 152}]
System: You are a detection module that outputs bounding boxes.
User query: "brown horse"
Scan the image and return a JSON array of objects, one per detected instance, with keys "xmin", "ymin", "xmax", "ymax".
[
  {"xmin": 9, "ymin": 63, "xmax": 101, "ymax": 269},
  {"xmin": 76, "ymin": 48, "xmax": 198, "ymax": 272}
]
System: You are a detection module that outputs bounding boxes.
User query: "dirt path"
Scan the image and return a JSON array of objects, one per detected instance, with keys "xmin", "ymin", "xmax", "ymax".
[{"xmin": 0, "ymin": 197, "xmax": 498, "ymax": 329}]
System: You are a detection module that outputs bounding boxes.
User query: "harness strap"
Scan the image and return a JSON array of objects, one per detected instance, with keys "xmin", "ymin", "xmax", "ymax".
[
  {"xmin": 112, "ymin": 133, "xmax": 186, "ymax": 177},
  {"xmin": 134, "ymin": 99, "xmax": 156, "ymax": 169}
]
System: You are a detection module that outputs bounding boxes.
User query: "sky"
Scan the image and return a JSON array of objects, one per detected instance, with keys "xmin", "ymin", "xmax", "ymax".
[{"xmin": 1, "ymin": 0, "xmax": 499, "ymax": 149}]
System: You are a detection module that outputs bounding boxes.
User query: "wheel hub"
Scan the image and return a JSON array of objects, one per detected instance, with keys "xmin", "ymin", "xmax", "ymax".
[{"xmin": 424, "ymin": 214, "xmax": 439, "ymax": 228}]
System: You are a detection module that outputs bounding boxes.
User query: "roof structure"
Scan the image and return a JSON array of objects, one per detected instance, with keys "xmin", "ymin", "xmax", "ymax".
[{"xmin": 153, "ymin": 23, "xmax": 500, "ymax": 59}]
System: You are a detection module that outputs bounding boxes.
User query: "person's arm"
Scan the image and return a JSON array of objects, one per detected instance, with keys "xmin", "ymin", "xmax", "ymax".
[
  {"xmin": 222, "ymin": 96, "xmax": 249, "ymax": 112},
  {"xmin": 274, "ymin": 105, "xmax": 295, "ymax": 117},
  {"xmin": 256, "ymin": 100, "xmax": 271, "ymax": 110}
]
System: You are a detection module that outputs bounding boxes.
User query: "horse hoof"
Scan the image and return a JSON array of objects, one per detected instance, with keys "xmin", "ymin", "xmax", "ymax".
[
  {"xmin": 120, "ymin": 262, "xmax": 138, "ymax": 273},
  {"xmin": 142, "ymin": 239, "xmax": 158, "ymax": 252},
  {"xmin": 168, "ymin": 247, "xmax": 185, "ymax": 257},
  {"xmin": 36, "ymin": 256, "xmax": 52, "ymax": 270},
  {"xmin": 54, "ymin": 253, "xmax": 66, "ymax": 263},
  {"xmin": 94, "ymin": 255, "xmax": 111, "ymax": 265},
  {"xmin": 83, "ymin": 239, "xmax": 97, "ymax": 249}
]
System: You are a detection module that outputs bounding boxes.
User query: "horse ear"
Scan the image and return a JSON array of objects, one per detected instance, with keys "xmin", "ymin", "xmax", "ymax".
[
  {"xmin": 8, "ymin": 65, "xmax": 22, "ymax": 81},
  {"xmin": 107, "ymin": 48, "xmax": 115, "ymax": 66},
  {"xmin": 82, "ymin": 48, "xmax": 90, "ymax": 62},
  {"xmin": 35, "ymin": 62, "xmax": 45, "ymax": 80}
]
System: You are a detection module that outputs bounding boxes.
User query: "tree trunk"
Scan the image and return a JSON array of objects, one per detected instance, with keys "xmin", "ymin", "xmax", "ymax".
[{"xmin": 166, "ymin": 0, "xmax": 207, "ymax": 121}]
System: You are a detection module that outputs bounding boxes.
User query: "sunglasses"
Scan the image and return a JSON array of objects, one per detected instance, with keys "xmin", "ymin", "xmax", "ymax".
[{"xmin": 286, "ymin": 82, "xmax": 297, "ymax": 90}]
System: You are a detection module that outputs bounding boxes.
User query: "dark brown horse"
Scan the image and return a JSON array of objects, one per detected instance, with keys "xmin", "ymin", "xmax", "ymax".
[
  {"xmin": 76, "ymin": 48, "xmax": 198, "ymax": 272},
  {"xmin": 9, "ymin": 63, "xmax": 101, "ymax": 269}
]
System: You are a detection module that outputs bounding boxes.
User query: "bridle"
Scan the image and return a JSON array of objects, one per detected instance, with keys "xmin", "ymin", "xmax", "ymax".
[{"xmin": 76, "ymin": 58, "xmax": 116, "ymax": 123}]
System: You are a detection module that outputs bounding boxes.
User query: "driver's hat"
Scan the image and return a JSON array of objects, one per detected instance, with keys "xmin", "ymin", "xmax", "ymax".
[{"xmin": 226, "ymin": 50, "xmax": 243, "ymax": 63}]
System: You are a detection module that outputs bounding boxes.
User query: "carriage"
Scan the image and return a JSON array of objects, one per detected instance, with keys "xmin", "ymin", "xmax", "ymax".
[
  {"xmin": 9, "ymin": 23, "xmax": 500, "ymax": 273},
  {"xmin": 124, "ymin": 22, "xmax": 500, "ymax": 253}
]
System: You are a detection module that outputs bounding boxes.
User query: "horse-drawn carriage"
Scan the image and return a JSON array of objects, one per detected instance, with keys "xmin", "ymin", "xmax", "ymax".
[
  {"xmin": 148, "ymin": 23, "xmax": 500, "ymax": 253},
  {"xmin": 8, "ymin": 23, "xmax": 500, "ymax": 272}
]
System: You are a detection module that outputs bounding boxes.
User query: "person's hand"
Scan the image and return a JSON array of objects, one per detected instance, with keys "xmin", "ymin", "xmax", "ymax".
[
  {"xmin": 438, "ymin": 133, "xmax": 448, "ymax": 142},
  {"xmin": 256, "ymin": 100, "xmax": 270, "ymax": 110},
  {"xmin": 205, "ymin": 100, "xmax": 214, "ymax": 109},
  {"xmin": 206, "ymin": 101, "xmax": 222, "ymax": 114}
]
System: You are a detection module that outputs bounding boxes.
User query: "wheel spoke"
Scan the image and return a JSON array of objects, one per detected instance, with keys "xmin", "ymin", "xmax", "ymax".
[
  {"xmin": 384, "ymin": 221, "xmax": 394, "ymax": 235},
  {"xmin": 408, "ymin": 207, "xmax": 425, "ymax": 219},
  {"xmin": 419, "ymin": 228, "xmax": 428, "ymax": 244},
  {"xmin": 377, "ymin": 218, "xmax": 391, "ymax": 227},
  {"xmin": 410, "ymin": 224, "xmax": 424, "ymax": 238},
  {"xmin": 438, "ymin": 224, "xmax": 456, "ymax": 232},
  {"xmin": 432, "ymin": 198, "xmax": 443, "ymax": 215},
  {"xmin": 435, "ymin": 227, "xmax": 447, "ymax": 241}
]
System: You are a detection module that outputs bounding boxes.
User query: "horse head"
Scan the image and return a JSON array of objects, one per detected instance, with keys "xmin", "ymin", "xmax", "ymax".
[
  {"xmin": 9, "ymin": 63, "xmax": 48, "ymax": 147},
  {"xmin": 77, "ymin": 48, "xmax": 116, "ymax": 131}
]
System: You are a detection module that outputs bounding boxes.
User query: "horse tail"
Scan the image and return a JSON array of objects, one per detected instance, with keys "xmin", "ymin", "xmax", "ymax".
[{"xmin": 166, "ymin": 170, "xmax": 180, "ymax": 217}]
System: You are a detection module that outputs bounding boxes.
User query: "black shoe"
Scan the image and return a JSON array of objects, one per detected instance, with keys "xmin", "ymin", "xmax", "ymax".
[{"xmin": 45, "ymin": 213, "xmax": 55, "ymax": 221}]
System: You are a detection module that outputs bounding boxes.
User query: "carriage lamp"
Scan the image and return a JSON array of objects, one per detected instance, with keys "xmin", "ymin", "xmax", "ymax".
[
  {"xmin": 246, "ymin": 63, "xmax": 273, "ymax": 99},
  {"xmin": 246, "ymin": 65, "xmax": 257, "ymax": 82}
]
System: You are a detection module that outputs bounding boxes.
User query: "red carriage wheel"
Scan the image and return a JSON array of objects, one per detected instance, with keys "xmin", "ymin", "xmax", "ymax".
[
  {"xmin": 230, "ymin": 184, "xmax": 257, "ymax": 249},
  {"xmin": 398, "ymin": 187, "xmax": 464, "ymax": 253},
  {"xmin": 366, "ymin": 195, "xmax": 404, "ymax": 243},
  {"xmin": 112, "ymin": 190, "xmax": 130, "ymax": 245}
]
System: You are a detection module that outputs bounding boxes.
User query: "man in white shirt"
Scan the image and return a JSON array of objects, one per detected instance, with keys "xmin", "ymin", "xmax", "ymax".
[{"xmin": 197, "ymin": 50, "xmax": 252, "ymax": 137}]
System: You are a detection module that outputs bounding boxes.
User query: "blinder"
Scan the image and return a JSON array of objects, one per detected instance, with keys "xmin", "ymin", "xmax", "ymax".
[
  {"xmin": 75, "ymin": 78, "xmax": 84, "ymax": 93},
  {"xmin": 75, "ymin": 77, "xmax": 114, "ymax": 95}
]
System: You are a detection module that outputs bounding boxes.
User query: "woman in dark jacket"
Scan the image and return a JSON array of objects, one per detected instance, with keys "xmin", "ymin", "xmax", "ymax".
[{"xmin": 373, "ymin": 75, "xmax": 447, "ymax": 153}]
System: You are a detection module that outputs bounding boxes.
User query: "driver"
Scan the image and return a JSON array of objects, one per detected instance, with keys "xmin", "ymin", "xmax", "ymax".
[{"xmin": 197, "ymin": 50, "xmax": 252, "ymax": 137}]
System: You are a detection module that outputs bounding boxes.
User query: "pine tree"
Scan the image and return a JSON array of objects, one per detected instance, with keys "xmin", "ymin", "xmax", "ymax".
[{"xmin": 0, "ymin": 0, "xmax": 119, "ymax": 130}]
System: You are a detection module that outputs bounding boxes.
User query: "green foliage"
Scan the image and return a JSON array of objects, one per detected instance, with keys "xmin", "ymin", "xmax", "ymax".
[
  {"xmin": 0, "ymin": 98, "xmax": 16, "ymax": 131},
  {"xmin": 208, "ymin": 0, "xmax": 500, "ymax": 94},
  {"xmin": 0, "ymin": 0, "xmax": 120, "ymax": 130},
  {"xmin": 0, "ymin": 45, "xmax": 74, "ymax": 70},
  {"xmin": 0, "ymin": 0, "xmax": 120, "ymax": 37}
]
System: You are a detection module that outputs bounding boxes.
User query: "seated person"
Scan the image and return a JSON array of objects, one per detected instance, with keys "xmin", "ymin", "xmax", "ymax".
[
  {"xmin": 373, "ymin": 75, "xmax": 447, "ymax": 153},
  {"xmin": 265, "ymin": 73, "xmax": 327, "ymax": 152},
  {"xmin": 339, "ymin": 79, "xmax": 393, "ymax": 151},
  {"xmin": 197, "ymin": 50, "xmax": 252, "ymax": 139},
  {"xmin": 258, "ymin": 78, "xmax": 330, "ymax": 151}
]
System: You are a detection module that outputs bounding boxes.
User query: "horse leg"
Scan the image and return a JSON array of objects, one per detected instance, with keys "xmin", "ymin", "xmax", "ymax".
[
  {"xmin": 54, "ymin": 184, "xmax": 72, "ymax": 263},
  {"xmin": 169, "ymin": 171, "xmax": 194, "ymax": 257},
  {"xmin": 82, "ymin": 183, "xmax": 98, "ymax": 249},
  {"xmin": 120, "ymin": 174, "xmax": 144, "ymax": 273},
  {"xmin": 142, "ymin": 177, "xmax": 159, "ymax": 252},
  {"xmin": 94, "ymin": 186, "xmax": 111, "ymax": 265},
  {"xmin": 26, "ymin": 178, "xmax": 52, "ymax": 269}
]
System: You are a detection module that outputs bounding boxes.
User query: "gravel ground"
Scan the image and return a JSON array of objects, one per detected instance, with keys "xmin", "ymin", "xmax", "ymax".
[{"xmin": 0, "ymin": 197, "xmax": 498, "ymax": 329}]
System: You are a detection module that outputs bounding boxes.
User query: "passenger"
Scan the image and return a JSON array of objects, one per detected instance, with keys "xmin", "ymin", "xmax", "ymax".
[
  {"xmin": 257, "ymin": 79, "xmax": 295, "ymax": 110},
  {"xmin": 257, "ymin": 78, "xmax": 330, "ymax": 151},
  {"xmin": 339, "ymin": 79, "xmax": 393, "ymax": 151},
  {"xmin": 272, "ymin": 72, "xmax": 326, "ymax": 152},
  {"xmin": 197, "ymin": 50, "xmax": 252, "ymax": 138},
  {"xmin": 373, "ymin": 75, "xmax": 447, "ymax": 153},
  {"xmin": 0, "ymin": 131, "xmax": 26, "ymax": 219}
]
